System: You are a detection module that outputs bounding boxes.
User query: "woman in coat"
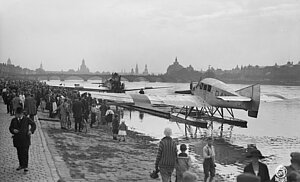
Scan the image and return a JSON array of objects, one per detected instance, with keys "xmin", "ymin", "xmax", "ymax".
[{"xmin": 244, "ymin": 149, "xmax": 270, "ymax": 182}]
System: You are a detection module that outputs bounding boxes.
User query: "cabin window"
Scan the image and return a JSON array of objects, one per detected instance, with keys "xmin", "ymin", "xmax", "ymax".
[
  {"xmin": 200, "ymin": 83, "xmax": 203, "ymax": 89},
  {"xmin": 203, "ymin": 84, "xmax": 207, "ymax": 90},
  {"xmin": 207, "ymin": 85, "xmax": 211, "ymax": 92},
  {"xmin": 215, "ymin": 90, "xmax": 219, "ymax": 96}
]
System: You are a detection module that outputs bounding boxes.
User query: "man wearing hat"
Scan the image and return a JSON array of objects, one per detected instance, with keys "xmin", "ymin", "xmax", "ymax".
[
  {"xmin": 244, "ymin": 149, "xmax": 270, "ymax": 182},
  {"xmin": 271, "ymin": 152, "xmax": 300, "ymax": 182},
  {"xmin": 9, "ymin": 107, "xmax": 36, "ymax": 173}
]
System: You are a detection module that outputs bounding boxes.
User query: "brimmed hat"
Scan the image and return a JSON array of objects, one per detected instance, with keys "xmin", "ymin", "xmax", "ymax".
[
  {"xmin": 237, "ymin": 173, "xmax": 260, "ymax": 182},
  {"xmin": 246, "ymin": 149, "xmax": 265, "ymax": 159},
  {"xmin": 16, "ymin": 107, "xmax": 24, "ymax": 114}
]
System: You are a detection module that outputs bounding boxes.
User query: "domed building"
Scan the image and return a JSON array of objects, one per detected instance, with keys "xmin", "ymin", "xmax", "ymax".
[{"xmin": 166, "ymin": 57, "xmax": 184, "ymax": 74}]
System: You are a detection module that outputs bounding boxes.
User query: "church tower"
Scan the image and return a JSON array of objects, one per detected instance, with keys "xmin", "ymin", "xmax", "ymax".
[
  {"xmin": 78, "ymin": 59, "xmax": 90, "ymax": 73},
  {"xmin": 40, "ymin": 62, "xmax": 43, "ymax": 70},
  {"xmin": 143, "ymin": 64, "xmax": 149, "ymax": 75},
  {"xmin": 7, "ymin": 58, "xmax": 12, "ymax": 65},
  {"xmin": 135, "ymin": 64, "xmax": 139, "ymax": 74}
]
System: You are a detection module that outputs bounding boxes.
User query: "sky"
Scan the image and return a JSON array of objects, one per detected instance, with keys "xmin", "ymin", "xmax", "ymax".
[{"xmin": 0, "ymin": 0, "xmax": 300, "ymax": 74}]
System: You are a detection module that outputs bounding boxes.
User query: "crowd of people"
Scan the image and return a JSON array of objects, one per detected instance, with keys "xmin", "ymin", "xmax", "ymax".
[
  {"xmin": 1, "ymin": 79, "xmax": 299, "ymax": 181},
  {"xmin": 0, "ymin": 79, "xmax": 127, "ymax": 136},
  {"xmin": 0, "ymin": 79, "xmax": 128, "ymax": 173}
]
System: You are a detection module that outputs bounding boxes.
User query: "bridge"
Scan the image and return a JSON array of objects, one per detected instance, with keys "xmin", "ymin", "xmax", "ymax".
[{"xmin": 12, "ymin": 73, "xmax": 165, "ymax": 82}]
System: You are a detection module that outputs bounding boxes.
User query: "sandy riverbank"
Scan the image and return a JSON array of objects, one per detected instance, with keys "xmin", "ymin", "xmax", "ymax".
[{"xmin": 38, "ymin": 111, "xmax": 225, "ymax": 181}]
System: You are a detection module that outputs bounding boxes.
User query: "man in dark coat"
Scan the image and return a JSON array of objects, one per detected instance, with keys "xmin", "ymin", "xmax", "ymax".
[
  {"xmin": 24, "ymin": 94, "xmax": 37, "ymax": 121},
  {"xmin": 72, "ymin": 98, "xmax": 84, "ymax": 132},
  {"xmin": 112, "ymin": 114, "xmax": 119, "ymax": 140},
  {"xmin": 9, "ymin": 107, "xmax": 36, "ymax": 172}
]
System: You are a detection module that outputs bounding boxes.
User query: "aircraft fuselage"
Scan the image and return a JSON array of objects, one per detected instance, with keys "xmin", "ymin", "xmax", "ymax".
[{"xmin": 191, "ymin": 79, "xmax": 249, "ymax": 110}]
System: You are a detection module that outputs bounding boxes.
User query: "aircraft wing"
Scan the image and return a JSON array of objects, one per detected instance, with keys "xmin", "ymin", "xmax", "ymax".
[
  {"xmin": 90, "ymin": 92, "xmax": 134, "ymax": 104},
  {"xmin": 217, "ymin": 96, "xmax": 251, "ymax": 102},
  {"xmin": 52, "ymin": 85, "xmax": 111, "ymax": 92},
  {"xmin": 147, "ymin": 95, "xmax": 210, "ymax": 108},
  {"xmin": 90, "ymin": 92, "xmax": 210, "ymax": 108}
]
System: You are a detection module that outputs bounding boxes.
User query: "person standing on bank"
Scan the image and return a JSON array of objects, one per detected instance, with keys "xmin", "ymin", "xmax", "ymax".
[
  {"xmin": 112, "ymin": 114, "xmax": 119, "ymax": 140},
  {"xmin": 9, "ymin": 107, "xmax": 36, "ymax": 173},
  {"xmin": 203, "ymin": 137, "xmax": 216, "ymax": 182},
  {"xmin": 244, "ymin": 149, "xmax": 270, "ymax": 182},
  {"xmin": 155, "ymin": 127, "xmax": 178, "ymax": 182},
  {"xmin": 72, "ymin": 98, "xmax": 84, "ymax": 132},
  {"xmin": 24, "ymin": 94, "xmax": 37, "ymax": 122}
]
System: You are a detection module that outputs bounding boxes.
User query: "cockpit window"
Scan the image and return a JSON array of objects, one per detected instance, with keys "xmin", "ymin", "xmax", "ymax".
[{"xmin": 203, "ymin": 84, "xmax": 207, "ymax": 90}]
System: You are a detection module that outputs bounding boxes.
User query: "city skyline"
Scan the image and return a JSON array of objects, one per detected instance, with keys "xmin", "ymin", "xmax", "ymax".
[{"xmin": 1, "ymin": 0, "xmax": 300, "ymax": 74}]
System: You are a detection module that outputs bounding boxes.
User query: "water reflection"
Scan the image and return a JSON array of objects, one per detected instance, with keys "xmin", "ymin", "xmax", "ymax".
[{"xmin": 139, "ymin": 112, "xmax": 144, "ymax": 120}]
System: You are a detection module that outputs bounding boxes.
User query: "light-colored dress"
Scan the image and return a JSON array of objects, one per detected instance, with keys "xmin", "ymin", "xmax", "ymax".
[{"xmin": 118, "ymin": 122, "xmax": 127, "ymax": 136}]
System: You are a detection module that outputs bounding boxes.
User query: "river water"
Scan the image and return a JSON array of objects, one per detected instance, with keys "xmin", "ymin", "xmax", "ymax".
[{"xmin": 46, "ymin": 80, "xmax": 300, "ymax": 180}]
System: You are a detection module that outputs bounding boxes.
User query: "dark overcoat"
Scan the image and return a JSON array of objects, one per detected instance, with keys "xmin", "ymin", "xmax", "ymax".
[
  {"xmin": 24, "ymin": 96, "xmax": 37, "ymax": 115},
  {"xmin": 244, "ymin": 162, "xmax": 270, "ymax": 182},
  {"xmin": 72, "ymin": 100, "xmax": 84, "ymax": 118},
  {"xmin": 9, "ymin": 116, "xmax": 36, "ymax": 147}
]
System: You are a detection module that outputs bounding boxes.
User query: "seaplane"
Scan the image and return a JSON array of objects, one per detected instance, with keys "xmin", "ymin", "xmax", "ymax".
[
  {"xmin": 88, "ymin": 77, "xmax": 260, "ymax": 137},
  {"xmin": 54, "ymin": 72, "xmax": 169, "ymax": 93}
]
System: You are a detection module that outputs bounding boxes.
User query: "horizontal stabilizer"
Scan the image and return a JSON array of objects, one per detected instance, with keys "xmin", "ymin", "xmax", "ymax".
[
  {"xmin": 174, "ymin": 90, "xmax": 192, "ymax": 94},
  {"xmin": 217, "ymin": 96, "xmax": 251, "ymax": 102}
]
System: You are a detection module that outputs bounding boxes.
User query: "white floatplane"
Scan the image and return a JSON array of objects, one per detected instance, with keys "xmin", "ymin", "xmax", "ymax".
[{"xmin": 88, "ymin": 78, "xmax": 260, "ymax": 136}]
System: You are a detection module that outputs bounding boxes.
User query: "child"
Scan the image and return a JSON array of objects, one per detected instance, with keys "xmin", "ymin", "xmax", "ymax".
[
  {"xmin": 118, "ymin": 120, "xmax": 127, "ymax": 142},
  {"xmin": 176, "ymin": 144, "xmax": 192, "ymax": 182}
]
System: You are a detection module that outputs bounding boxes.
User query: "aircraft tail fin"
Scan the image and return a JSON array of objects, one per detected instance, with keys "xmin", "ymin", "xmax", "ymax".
[{"xmin": 236, "ymin": 84, "xmax": 260, "ymax": 118}]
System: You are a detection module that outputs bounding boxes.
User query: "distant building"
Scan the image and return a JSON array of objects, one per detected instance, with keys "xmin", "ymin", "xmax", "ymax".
[
  {"xmin": 166, "ymin": 57, "xmax": 184, "ymax": 74},
  {"xmin": 7, "ymin": 58, "xmax": 12, "ymax": 65},
  {"xmin": 131, "ymin": 68, "xmax": 134, "ymax": 74},
  {"xmin": 135, "ymin": 64, "xmax": 139, "ymax": 74},
  {"xmin": 143, "ymin": 64, "xmax": 149, "ymax": 75},
  {"xmin": 186, "ymin": 65, "xmax": 194, "ymax": 72},
  {"xmin": 35, "ymin": 62, "xmax": 45, "ymax": 73},
  {"xmin": 78, "ymin": 59, "xmax": 90, "ymax": 73}
]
